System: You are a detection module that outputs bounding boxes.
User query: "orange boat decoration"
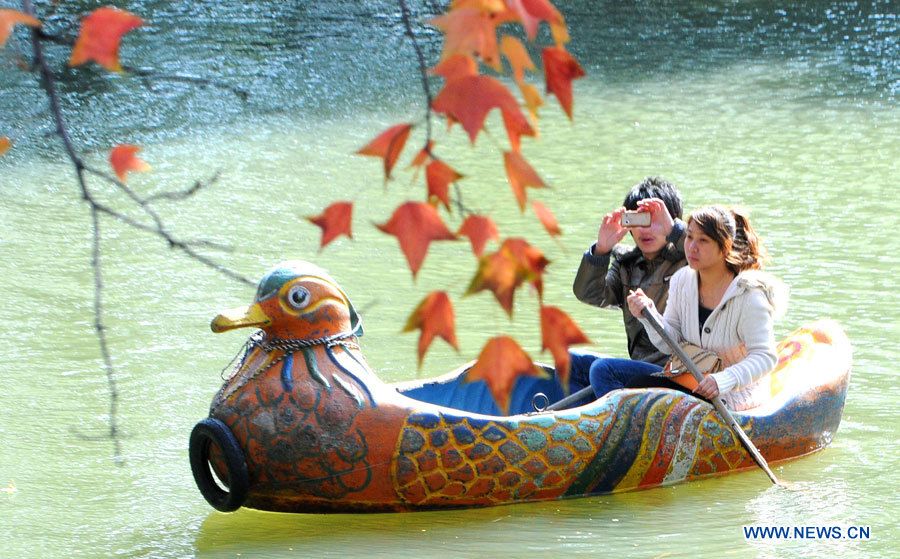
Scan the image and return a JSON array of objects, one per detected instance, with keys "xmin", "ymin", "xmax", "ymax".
[{"xmin": 189, "ymin": 261, "xmax": 852, "ymax": 513}]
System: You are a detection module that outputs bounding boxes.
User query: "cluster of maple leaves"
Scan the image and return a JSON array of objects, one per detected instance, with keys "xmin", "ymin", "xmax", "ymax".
[
  {"xmin": 0, "ymin": 7, "xmax": 148, "ymax": 178},
  {"xmin": 307, "ymin": 0, "xmax": 593, "ymax": 412},
  {"xmin": 2, "ymin": 1, "xmax": 594, "ymax": 414}
]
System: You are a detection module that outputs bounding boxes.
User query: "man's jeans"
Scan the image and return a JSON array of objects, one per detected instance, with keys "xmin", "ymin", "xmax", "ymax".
[{"xmin": 569, "ymin": 349, "xmax": 663, "ymax": 400}]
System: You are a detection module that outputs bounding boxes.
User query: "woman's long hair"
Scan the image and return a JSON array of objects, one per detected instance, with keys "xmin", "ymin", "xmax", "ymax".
[{"xmin": 688, "ymin": 205, "xmax": 768, "ymax": 275}]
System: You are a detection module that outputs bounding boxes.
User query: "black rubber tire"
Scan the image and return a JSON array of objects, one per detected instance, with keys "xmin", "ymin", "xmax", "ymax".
[{"xmin": 189, "ymin": 418, "xmax": 249, "ymax": 512}]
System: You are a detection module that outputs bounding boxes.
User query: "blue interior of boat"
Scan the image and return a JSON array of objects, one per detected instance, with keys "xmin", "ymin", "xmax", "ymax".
[{"xmin": 397, "ymin": 370, "xmax": 592, "ymax": 416}]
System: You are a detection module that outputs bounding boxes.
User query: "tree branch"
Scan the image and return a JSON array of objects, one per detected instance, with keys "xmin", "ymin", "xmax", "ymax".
[
  {"xmin": 398, "ymin": 0, "xmax": 434, "ymax": 145},
  {"xmin": 123, "ymin": 66, "xmax": 250, "ymax": 101},
  {"xmin": 144, "ymin": 171, "xmax": 221, "ymax": 203},
  {"xmin": 22, "ymin": 0, "xmax": 253, "ymax": 464}
]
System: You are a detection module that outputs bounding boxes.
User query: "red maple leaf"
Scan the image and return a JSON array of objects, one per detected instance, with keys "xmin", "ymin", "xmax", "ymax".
[
  {"xmin": 466, "ymin": 249, "xmax": 519, "ymax": 314},
  {"xmin": 376, "ymin": 201, "xmax": 457, "ymax": 277},
  {"xmin": 501, "ymin": 237, "xmax": 550, "ymax": 299},
  {"xmin": 457, "ymin": 214, "xmax": 499, "ymax": 257},
  {"xmin": 357, "ymin": 123, "xmax": 413, "ymax": 180},
  {"xmin": 452, "ymin": 0, "xmax": 508, "ymax": 11},
  {"xmin": 109, "ymin": 144, "xmax": 150, "ymax": 182},
  {"xmin": 425, "ymin": 159, "xmax": 463, "ymax": 210},
  {"xmin": 408, "ymin": 140, "xmax": 435, "ymax": 169},
  {"xmin": 0, "ymin": 136, "xmax": 11, "ymax": 156},
  {"xmin": 69, "ymin": 7, "xmax": 143, "ymax": 72},
  {"xmin": 506, "ymin": 0, "xmax": 567, "ymax": 42},
  {"xmin": 542, "ymin": 46, "xmax": 585, "ymax": 120},
  {"xmin": 430, "ymin": 53, "xmax": 478, "ymax": 82},
  {"xmin": 532, "ymin": 200, "xmax": 561, "ymax": 237},
  {"xmin": 432, "ymin": 75, "xmax": 534, "ymax": 148},
  {"xmin": 500, "ymin": 104, "xmax": 536, "ymax": 152},
  {"xmin": 430, "ymin": 8, "xmax": 501, "ymax": 70},
  {"xmin": 0, "ymin": 9, "xmax": 41, "ymax": 48},
  {"xmin": 403, "ymin": 291, "xmax": 459, "ymax": 368},
  {"xmin": 466, "ymin": 237, "xmax": 549, "ymax": 315},
  {"xmin": 307, "ymin": 201, "xmax": 353, "ymax": 250},
  {"xmin": 504, "ymin": 151, "xmax": 545, "ymax": 211},
  {"xmin": 540, "ymin": 306, "xmax": 590, "ymax": 392},
  {"xmin": 463, "ymin": 336, "xmax": 547, "ymax": 415}
]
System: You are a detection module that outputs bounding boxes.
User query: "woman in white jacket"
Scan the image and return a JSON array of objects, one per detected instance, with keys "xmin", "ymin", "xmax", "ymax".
[{"xmin": 590, "ymin": 205, "xmax": 787, "ymax": 411}]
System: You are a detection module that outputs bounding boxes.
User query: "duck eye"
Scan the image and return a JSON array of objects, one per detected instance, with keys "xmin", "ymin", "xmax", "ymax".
[{"xmin": 286, "ymin": 286, "xmax": 311, "ymax": 309}]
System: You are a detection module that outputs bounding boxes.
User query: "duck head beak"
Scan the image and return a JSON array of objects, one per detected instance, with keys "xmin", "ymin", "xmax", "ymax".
[{"xmin": 210, "ymin": 303, "xmax": 271, "ymax": 333}]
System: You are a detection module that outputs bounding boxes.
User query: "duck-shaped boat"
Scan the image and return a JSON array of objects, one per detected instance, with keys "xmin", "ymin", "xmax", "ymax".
[{"xmin": 189, "ymin": 261, "xmax": 852, "ymax": 513}]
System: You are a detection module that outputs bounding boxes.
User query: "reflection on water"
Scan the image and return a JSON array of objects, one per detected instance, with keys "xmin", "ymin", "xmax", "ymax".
[
  {"xmin": 1, "ymin": 1, "xmax": 895, "ymax": 153},
  {"xmin": 1, "ymin": 1, "xmax": 898, "ymax": 558}
]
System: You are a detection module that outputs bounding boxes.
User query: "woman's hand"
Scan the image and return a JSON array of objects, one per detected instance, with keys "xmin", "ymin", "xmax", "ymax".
[
  {"xmin": 627, "ymin": 288, "xmax": 656, "ymax": 318},
  {"xmin": 595, "ymin": 207, "xmax": 627, "ymax": 255},
  {"xmin": 694, "ymin": 376, "xmax": 720, "ymax": 399},
  {"xmin": 636, "ymin": 197, "xmax": 674, "ymax": 238}
]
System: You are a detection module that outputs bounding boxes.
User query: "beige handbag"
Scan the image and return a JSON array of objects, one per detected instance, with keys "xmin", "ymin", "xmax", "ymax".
[{"xmin": 653, "ymin": 343, "xmax": 724, "ymax": 390}]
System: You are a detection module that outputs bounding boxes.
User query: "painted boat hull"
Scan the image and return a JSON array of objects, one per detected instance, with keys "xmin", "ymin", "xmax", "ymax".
[{"xmin": 192, "ymin": 319, "xmax": 851, "ymax": 513}]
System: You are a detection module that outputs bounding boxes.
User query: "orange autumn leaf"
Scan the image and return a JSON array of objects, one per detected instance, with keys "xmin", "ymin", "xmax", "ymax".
[
  {"xmin": 504, "ymin": 151, "xmax": 545, "ymax": 211},
  {"xmin": 451, "ymin": 0, "xmax": 507, "ymax": 12},
  {"xmin": 532, "ymin": 200, "xmax": 561, "ymax": 237},
  {"xmin": 540, "ymin": 305, "xmax": 590, "ymax": 393},
  {"xmin": 403, "ymin": 291, "xmax": 459, "ymax": 368},
  {"xmin": 307, "ymin": 201, "xmax": 353, "ymax": 250},
  {"xmin": 69, "ymin": 7, "xmax": 143, "ymax": 72},
  {"xmin": 430, "ymin": 8, "xmax": 501, "ymax": 70},
  {"xmin": 408, "ymin": 140, "xmax": 435, "ymax": 169},
  {"xmin": 109, "ymin": 144, "xmax": 150, "ymax": 182},
  {"xmin": 500, "ymin": 237, "xmax": 550, "ymax": 298},
  {"xmin": 430, "ymin": 54, "xmax": 478, "ymax": 82},
  {"xmin": 357, "ymin": 123, "xmax": 413, "ymax": 181},
  {"xmin": 500, "ymin": 104, "xmax": 537, "ymax": 152},
  {"xmin": 425, "ymin": 159, "xmax": 463, "ymax": 210},
  {"xmin": 466, "ymin": 250, "xmax": 519, "ymax": 314},
  {"xmin": 542, "ymin": 46, "xmax": 585, "ymax": 120},
  {"xmin": 507, "ymin": 0, "xmax": 566, "ymax": 42},
  {"xmin": 466, "ymin": 237, "xmax": 549, "ymax": 315},
  {"xmin": 549, "ymin": 21, "xmax": 570, "ymax": 46},
  {"xmin": 0, "ymin": 136, "xmax": 11, "ymax": 156},
  {"xmin": 518, "ymin": 81, "xmax": 544, "ymax": 119},
  {"xmin": 463, "ymin": 335, "xmax": 547, "ymax": 414},
  {"xmin": 0, "ymin": 9, "xmax": 41, "ymax": 48},
  {"xmin": 376, "ymin": 201, "xmax": 457, "ymax": 277},
  {"xmin": 433, "ymin": 75, "xmax": 534, "ymax": 148},
  {"xmin": 457, "ymin": 214, "xmax": 499, "ymax": 257},
  {"xmin": 500, "ymin": 36, "xmax": 535, "ymax": 83}
]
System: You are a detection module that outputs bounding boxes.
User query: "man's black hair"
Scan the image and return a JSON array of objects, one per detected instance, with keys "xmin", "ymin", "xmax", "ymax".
[{"xmin": 622, "ymin": 177, "xmax": 683, "ymax": 219}]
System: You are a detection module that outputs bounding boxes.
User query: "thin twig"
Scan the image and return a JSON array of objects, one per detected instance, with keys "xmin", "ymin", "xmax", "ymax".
[
  {"xmin": 123, "ymin": 66, "xmax": 250, "ymax": 101},
  {"xmin": 398, "ymin": 0, "xmax": 434, "ymax": 144},
  {"xmin": 398, "ymin": 0, "xmax": 473, "ymax": 219},
  {"xmin": 144, "ymin": 171, "xmax": 221, "ymax": 203},
  {"xmin": 453, "ymin": 182, "xmax": 473, "ymax": 217},
  {"xmin": 90, "ymin": 206, "xmax": 123, "ymax": 465},
  {"xmin": 24, "ymin": 0, "xmax": 123, "ymax": 463},
  {"xmin": 82, "ymin": 166, "xmax": 253, "ymax": 285}
]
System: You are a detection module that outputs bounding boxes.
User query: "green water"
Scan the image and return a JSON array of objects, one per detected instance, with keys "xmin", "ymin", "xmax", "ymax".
[{"xmin": 1, "ymin": 1, "xmax": 897, "ymax": 557}]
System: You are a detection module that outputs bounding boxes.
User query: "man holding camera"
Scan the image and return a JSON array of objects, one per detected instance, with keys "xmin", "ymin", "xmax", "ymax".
[{"xmin": 568, "ymin": 177, "xmax": 687, "ymax": 399}]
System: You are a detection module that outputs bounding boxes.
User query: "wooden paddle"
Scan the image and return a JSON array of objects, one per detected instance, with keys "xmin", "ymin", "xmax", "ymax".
[{"xmin": 641, "ymin": 308, "xmax": 782, "ymax": 486}]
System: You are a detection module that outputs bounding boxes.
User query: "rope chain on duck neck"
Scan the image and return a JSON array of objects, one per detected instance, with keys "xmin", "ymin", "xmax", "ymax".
[
  {"xmin": 253, "ymin": 330, "xmax": 359, "ymax": 353},
  {"xmin": 217, "ymin": 329, "xmax": 361, "ymax": 402}
]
